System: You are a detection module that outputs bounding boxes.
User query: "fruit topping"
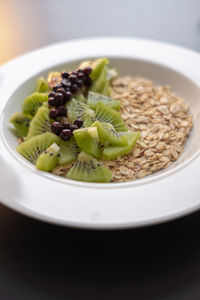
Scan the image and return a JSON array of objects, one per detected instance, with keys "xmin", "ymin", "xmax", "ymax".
[
  {"xmin": 17, "ymin": 132, "xmax": 60, "ymax": 164},
  {"xmin": 9, "ymin": 112, "xmax": 31, "ymax": 137},
  {"xmin": 36, "ymin": 77, "xmax": 49, "ymax": 93},
  {"xmin": 11, "ymin": 57, "xmax": 142, "ymax": 184},
  {"xmin": 87, "ymin": 91, "xmax": 121, "ymax": 111},
  {"xmin": 49, "ymin": 108, "xmax": 59, "ymax": 119},
  {"xmin": 67, "ymin": 151, "xmax": 112, "ymax": 183},
  {"xmin": 59, "ymin": 129, "xmax": 72, "ymax": 141},
  {"xmin": 50, "ymin": 121, "xmax": 64, "ymax": 135},
  {"xmin": 36, "ymin": 143, "xmax": 60, "ymax": 172},
  {"xmin": 73, "ymin": 127, "xmax": 102, "ymax": 158}
]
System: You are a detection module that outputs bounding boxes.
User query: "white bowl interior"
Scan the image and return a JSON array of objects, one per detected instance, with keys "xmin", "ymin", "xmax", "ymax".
[{"xmin": 2, "ymin": 57, "xmax": 200, "ymax": 186}]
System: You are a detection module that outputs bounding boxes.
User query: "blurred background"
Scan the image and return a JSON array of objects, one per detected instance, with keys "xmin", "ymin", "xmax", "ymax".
[{"xmin": 1, "ymin": 0, "xmax": 200, "ymax": 65}]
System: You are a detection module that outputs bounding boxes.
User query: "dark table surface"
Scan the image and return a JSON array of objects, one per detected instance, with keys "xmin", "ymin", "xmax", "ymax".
[{"xmin": 1, "ymin": 0, "xmax": 200, "ymax": 299}]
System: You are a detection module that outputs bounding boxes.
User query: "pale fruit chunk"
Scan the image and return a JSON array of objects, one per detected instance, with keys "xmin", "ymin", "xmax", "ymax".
[
  {"xmin": 73, "ymin": 127, "xmax": 102, "ymax": 158},
  {"xmin": 36, "ymin": 143, "xmax": 60, "ymax": 172}
]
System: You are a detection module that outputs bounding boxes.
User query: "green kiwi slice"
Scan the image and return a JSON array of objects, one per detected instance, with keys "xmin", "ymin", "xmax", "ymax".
[
  {"xmin": 90, "ymin": 66, "xmax": 108, "ymax": 94},
  {"xmin": 67, "ymin": 151, "xmax": 112, "ymax": 183},
  {"xmin": 36, "ymin": 143, "xmax": 60, "ymax": 172},
  {"xmin": 73, "ymin": 127, "xmax": 102, "ymax": 158},
  {"xmin": 100, "ymin": 79, "xmax": 111, "ymax": 96},
  {"xmin": 67, "ymin": 98, "xmax": 95, "ymax": 124},
  {"xmin": 75, "ymin": 93, "xmax": 86, "ymax": 103},
  {"xmin": 9, "ymin": 112, "xmax": 31, "ymax": 137},
  {"xmin": 22, "ymin": 92, "xmax": 48, "ymax": 118},
  {"xmin": 90, "ymin": 58, "xmax": 109, "ymax": 80},
  {"xmin": 94, "ymin": 102, "xmax": 128, "ymax": 132},
  {"xmin": 26, "ymin": 105, "xmax": 51, "ymax": 139},
  {"xmin": 58, "ymin": 136, "xmax": 80, "ymax": 166},
  {"xmin": 36, "ymin": 77, "xmax": 49, "ymax": 93},
  {"xmin": 79, "ymin": 58, "xmax": 110, "ymax": 95},
  {"xmin": 79, "ymin": 58, "xmax": 108, "ymax": 81},
  {"xmin": 83, "ymin": 116, "xmax": 94, "ymax": 128},
  {"xmin": 91, "ymin": 121, "xmax": 128, "ymax": 147},
  {"xmin": 102, "ymin": 132, "xmax": 140, "ymax": 160},
  {"xmin": 87, "ymin": 91, "xmax": 121, "ymax": 111},
  {"xmin": 17, "ymin": 132, "xmax": 60, "ymax": 164}
]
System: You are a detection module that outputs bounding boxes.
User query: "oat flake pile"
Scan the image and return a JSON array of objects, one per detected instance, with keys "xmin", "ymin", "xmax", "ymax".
[{"xmin": 104, "ymin": 76, "xmax": 193, "ymax": 182}]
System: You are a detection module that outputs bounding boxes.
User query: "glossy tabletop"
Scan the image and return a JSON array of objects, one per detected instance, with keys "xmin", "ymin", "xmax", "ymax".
[{"xmin": 0, "ymin": 0, "xmax": 200, "ymax": 299}]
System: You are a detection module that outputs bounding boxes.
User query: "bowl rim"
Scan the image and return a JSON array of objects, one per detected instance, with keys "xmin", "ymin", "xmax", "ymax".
[{"xmin": 0, "ymin": 36, "xmax": 200, "ymax": 229}]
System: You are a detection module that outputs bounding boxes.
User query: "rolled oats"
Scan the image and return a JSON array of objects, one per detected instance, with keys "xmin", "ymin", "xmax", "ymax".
[{"xmin": 109, "ymin": 76, "xmax": 193, "ymax": 182}]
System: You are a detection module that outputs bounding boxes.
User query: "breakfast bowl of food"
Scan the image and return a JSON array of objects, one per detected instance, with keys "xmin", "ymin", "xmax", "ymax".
[{"xmin": 0, "ymin": 37, "xmax": 200, "ymax": 229}]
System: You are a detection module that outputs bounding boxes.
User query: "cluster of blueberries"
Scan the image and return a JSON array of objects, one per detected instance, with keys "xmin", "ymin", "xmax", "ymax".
[
  {"xmin": 51, "ymin": 119, "xmax": 83, "ymax": 141},
  {"xmin": 48, "ymin": 67, "xmax": 92, "ymax": 141}
]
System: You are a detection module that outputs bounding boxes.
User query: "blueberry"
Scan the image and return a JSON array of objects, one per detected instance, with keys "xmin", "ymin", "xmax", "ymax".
[
  {"xmin": 65, "ymin": 81, "xmax": 72, "ymax": 88},
  {"xmin": 48, "ymin": 97, "xmax": 56, "ymax": 106},
  {"xmin": 53, "ymin": 84, "xmax": 61, "ymax": 91},
  {"xmin": 49, "ymin": 108, "xmax": 59, "ymax": 119},
  {"xmin": 77, "ymin": 79, "xmax": 83, "ymax": 88},
  {"xmin": 48, "ymin": 92, "xmax": 55, "ymax": 98},
  {"xmin": 71, "ymin": 84, "xmax": 79, "ymax": 93},
  {"xmin": 61, "ymin": 72, "xmax": 69, "ymax": 79},
  {"xmin": 58, "ymin": 106, "xmax": 67, "ymax": 117},
  {"xmin": 84, "ymin": 77, "xmax": 92, "ymax": 87},
  {"xmin": 71, "ymin": 124, "xmax": 79, "ymax": 131},
  {"xmin": 83, "ymin": 66, "xmax": 92, "ymax": 75},
  {"xmin": 77, "ymin": 70, "xmax": 86, "ymax": 80},
  {"xmin": 69, "ymin": 74, "xmax": 78, "ymax": 83},
  {"xmin": 65, "ymin": 91, "xmax": 72, "ymax": 101},
  {"xmin": 63, "ymin": 122, "xmax": 72, "ymax": 130},
  {"xmin": 71, "ymin": 71, "xmax": 78, "ymax": 76},
  {"xmin": 54, "ymin": 92, "xmax": 64, "ymax": 106},
  {"xmin": 61, "ymin": 79, "xmax": 69, "ymax": 87},
  {"xmin": 60, "ymin": 129, "xmax": 72, "ymax": 141},
  {"xmin": 57, "ymin": 87, "xmax": 66, "ymax": 95},
  {"xmin": 74, "ymin": 119, "xmax": 83, "ymax": 128},
  {"xmin": 51, "ymin": 122, "xmax": 64, "ymax": 135}
]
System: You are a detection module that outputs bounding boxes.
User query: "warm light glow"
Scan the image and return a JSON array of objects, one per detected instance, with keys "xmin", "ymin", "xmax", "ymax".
[{"xmin": 0, "ymin": 2, "xmax": 20, "ymax": 64}]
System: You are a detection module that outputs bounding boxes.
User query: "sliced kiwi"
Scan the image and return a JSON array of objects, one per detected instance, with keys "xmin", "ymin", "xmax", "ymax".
[
  {"xmin": 22, "ymin": 92, "xmax": 48, "ymax": 118},
  {"xmin": 36, "ymin": 143, "xmax": 60, "ymax": 172},
  {"xmin": 100, "ymin": 66, "xmax": 118, "ymax": 96},
  {"xmin": 36, "ymin": 77, "xmax": 49, "ymax": 93},
  {"xmin": 79, "ymin": 58, "xmax": 108, "ymax": 81},
  {"xmin": 67, "ymin": 151, "xmax": 112, "ymax": 183},
  {"xmin": 102, "ymin": 132, "xmax": 140, "ymax": 160},
  {"xmin": 67, "ymin": 98, "xmax": 95, "ymax": 124},
  {"xmin": 73, "ymin": 127, "xmax": 102, "ymax": 158},
  {"xmin": 79, "ymin": 58, "xmax": 110, "ymax": 95},
  {"xmin": 91, "ymin": 121, "xmax": 128, "ymax": 147},
  {"xmin": 87, "ymin": 91, "xmax": 121, "ymax": 111},
  {"xmin": 26, "ymin": 105, "xmax": 51, "ymax": 139},
  {"xmin": 90, "ymin": 66, "xmax": 108, "ymax": 94},
  {"xmin": 47, "ymin": 71, "xmax": 61, "ymax": 89},
  {"xmin": 17, "ymin": 132, "xmax": 60, "ymax": 164},
  {"xmin": 90, "ymin": 58, "xmax": 109, "ymax": 80},
  {"xmin": 9, "ymin": 112, "xmax": 31, "ymax": 137},
  {"xmin": 75, "ymin": 93, "xmax": 86, "ymax": 103},
  {"xmin": 94, "ymin": 102, "xmax": 127, "ymax": 132},
  {"xmin": 101, "ymin": 79, "xmax": 111, "ymax": 96},
  {"xmin": 58, "ymin": 136, "xmax": 80, "ymax": 165},
  {"xmin": 83, "ymin": 116, "xmax": 94, "ymax": 128}
]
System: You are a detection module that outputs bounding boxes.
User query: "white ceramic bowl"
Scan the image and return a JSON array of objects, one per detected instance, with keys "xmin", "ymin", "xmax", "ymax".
[{"xmin": 0, "ymin": 37, "xmax": 200, "ymax": 229}]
